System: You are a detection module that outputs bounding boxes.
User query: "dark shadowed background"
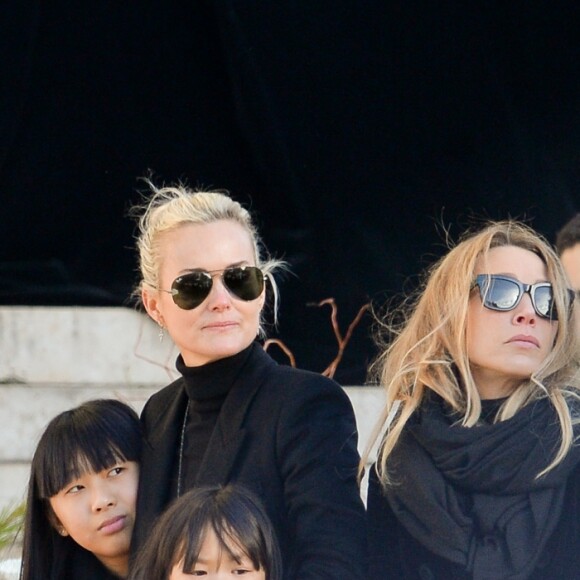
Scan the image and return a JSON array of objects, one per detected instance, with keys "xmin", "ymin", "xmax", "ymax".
[{"xmin": 1, "ymin": 1, "xmax": 578, "ymax": 384}]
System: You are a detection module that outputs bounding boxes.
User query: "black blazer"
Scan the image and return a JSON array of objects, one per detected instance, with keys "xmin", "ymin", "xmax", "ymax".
[{"xmin": 133, "ymin": 345, "xmax": 367, "ymax": 579}]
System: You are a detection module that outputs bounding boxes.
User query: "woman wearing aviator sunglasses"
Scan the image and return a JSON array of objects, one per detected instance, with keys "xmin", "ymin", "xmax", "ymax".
[
  {"xmin": 364, "ymin": 221, "xmax": 580, "ymax": 579},
  {"xmin": 130, "ymin": 181, "xmax": 367, "ymax": 578}
]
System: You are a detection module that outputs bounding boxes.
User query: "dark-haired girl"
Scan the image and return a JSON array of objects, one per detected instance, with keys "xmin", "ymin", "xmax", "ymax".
[
  {"xmin": 21, "ymin": 399, "xmax": 142, "ymax": 580},
  {"xmin": 129, "ymin": 485, "xmax": 281, "ymax": 580}
]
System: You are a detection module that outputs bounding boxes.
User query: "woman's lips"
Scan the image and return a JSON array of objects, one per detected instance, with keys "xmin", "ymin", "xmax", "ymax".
[
  {"xmin": 203, "ymin": 321, "xmax": 237, "ymax": 330},
  {"xmin": 507, "ymin": 334, "xmax": 540, "ymax": 348},
  {"xmin": 98, "ymin": 515, "xmax": 126, "ymax": 535}
]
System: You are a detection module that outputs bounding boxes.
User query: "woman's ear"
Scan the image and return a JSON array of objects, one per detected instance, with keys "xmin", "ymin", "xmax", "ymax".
[
  {"xmin": 142, "ymin": 286, "xmax": 165, "ymax": 327},
  {"xmin": 47, "ymin": 507, "xmax": 69, "ymax": 536}
]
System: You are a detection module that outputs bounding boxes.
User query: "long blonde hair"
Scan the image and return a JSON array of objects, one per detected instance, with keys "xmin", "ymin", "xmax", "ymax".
[{"xmin": 363, "ymin": 220, "xmax": 580, "ymax": 485}]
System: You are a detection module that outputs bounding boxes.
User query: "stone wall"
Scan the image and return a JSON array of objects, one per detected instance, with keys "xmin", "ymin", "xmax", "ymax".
[{"xmin": 0, "ymin": 307, "xmax": 384, "ymax": 507}]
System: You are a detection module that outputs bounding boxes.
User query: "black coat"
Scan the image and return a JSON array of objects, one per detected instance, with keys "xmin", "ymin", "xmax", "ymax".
[
  {"xmin": 367, "ymin": 466, "xmax": 580, "ymax": 579},
  {"xmin": 50, "ymin": 542, "xmax": 121, "ymax": 580},
  {"xmin": 133, "ymin": 345, "xmax": 367, "ymax": 579}
]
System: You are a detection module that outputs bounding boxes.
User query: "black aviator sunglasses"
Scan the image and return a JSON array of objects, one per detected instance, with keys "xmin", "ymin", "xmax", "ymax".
[
  {"xmin": 160, "ymin": 266, "xmax": 265, "ymax": 310},
  {"xmin": 473, "ymin": 274, "xmax": 575, "ymax": 321}
]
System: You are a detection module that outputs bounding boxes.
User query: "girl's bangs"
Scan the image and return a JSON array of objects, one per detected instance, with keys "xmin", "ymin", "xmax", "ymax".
[
  {"xmin": 37, "ymin": 426, "xmax": 136, "ymax": 498},
  {"xmin": 180, "ymin": 520, "xmax": 262, "ymax": 574}
]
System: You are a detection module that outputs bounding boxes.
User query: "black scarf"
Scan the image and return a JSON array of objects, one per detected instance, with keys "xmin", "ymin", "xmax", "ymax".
[{"xmin": 385, "ymin": 393, "xmax": 580, "ymax": 580}]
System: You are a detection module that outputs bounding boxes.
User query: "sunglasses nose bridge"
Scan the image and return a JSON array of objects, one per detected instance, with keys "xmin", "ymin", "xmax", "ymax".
[
  {"xmin": 206, "ymin": 271, "xmax": 235, "ymax": 303},
  {"xmin": 512, "ymin": 285, "xmax": 540, "ymax": 320}
]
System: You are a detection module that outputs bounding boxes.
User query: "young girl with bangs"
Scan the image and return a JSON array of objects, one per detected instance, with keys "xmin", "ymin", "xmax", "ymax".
[
  {"xmin": 365, "ymin": 221, "xmax": 580, "ymax": 579},
  {"xmin": 20, "ymin": 399, "xmax": 142, "ymax": 580},
  {"xmin": 129, "ymin": 484, "xmax": 282, "ymax": 580}
]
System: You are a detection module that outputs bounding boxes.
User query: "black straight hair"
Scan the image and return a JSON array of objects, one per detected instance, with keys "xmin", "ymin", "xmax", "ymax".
[
  {"xmin": 129, "ymin": 485, "xmax": 282, "ymax": 580},
  {"xmin": 20, "ymin": 399, "xmax": 142, "ymax": 580}
]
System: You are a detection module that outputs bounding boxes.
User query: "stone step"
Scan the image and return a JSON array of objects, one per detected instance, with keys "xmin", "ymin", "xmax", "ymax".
[
  {"xmin": 0, "ymin": 306, "xmax": 179, "ymax": 384},
  {"xmin": 0, "ymin": 383, "xmax": 383, "ymax": 507},
  {"xmin": 0, "ymin": 307, "xmax": 384, "ymax": 508}
]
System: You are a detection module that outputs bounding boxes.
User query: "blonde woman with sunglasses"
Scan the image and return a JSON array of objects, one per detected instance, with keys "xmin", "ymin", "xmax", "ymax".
[
  {"xmin": 364, "ymin": 221, "xmax": 580, "ymax": 579},
  {"xmin": 130, "ymin": 181, "xmax": 367, "ymax": 579}
]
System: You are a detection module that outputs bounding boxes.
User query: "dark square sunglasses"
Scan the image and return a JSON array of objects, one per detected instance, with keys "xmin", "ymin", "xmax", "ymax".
[
  {"xmin": 473, "ymin": 274, "xmax": 561, "ymax": 320},
  {"xmin": 163, "ymin": 266, "xmax": 265, "ymax": 310}
]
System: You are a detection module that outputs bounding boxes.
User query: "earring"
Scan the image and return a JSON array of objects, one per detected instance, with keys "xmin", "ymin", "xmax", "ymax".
[
  {"xmin": 57, "ymin": 526, "xmax": 68, "ymax": 537},
  {"xmin": 158, "ymin": 322, "xmax": 165, "ymax": 342}
]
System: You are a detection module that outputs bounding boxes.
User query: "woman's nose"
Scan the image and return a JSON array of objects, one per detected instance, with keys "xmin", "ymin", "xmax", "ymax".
[
  {"xmin": 513, "ymin": 294, "xmax": 537, "ymax": 325},
  {"xmin": 92, "ymin": 485, "xmax": 116, "ymax": 512},
  {"xmin": 207, "ymin": 275, "xmax": 232, "ymax": 310}
]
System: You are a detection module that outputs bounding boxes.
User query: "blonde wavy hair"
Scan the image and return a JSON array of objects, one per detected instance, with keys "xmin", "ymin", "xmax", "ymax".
[
  {"xmin": 363, "ymin": 220, "xmax": 580, "ymax": 485},
  {"xmin": 132, "ymin": 180, "xmax": 286, "ymax": 327}
]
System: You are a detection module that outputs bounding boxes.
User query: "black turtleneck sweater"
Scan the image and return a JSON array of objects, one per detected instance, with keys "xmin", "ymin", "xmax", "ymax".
[{"xmin": 171, "ymin": 344, "xmax": 254, "ymax": 497}]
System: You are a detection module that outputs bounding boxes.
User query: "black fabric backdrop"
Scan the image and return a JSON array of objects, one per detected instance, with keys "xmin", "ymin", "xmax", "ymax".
[{"xmin": 1, "ymin": 1, "xmax": 578, "ymax": 383}]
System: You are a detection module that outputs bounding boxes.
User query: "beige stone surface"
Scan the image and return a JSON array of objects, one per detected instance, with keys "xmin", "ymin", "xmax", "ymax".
[
  {"xmin": 0, "ymin": 307, "xmax": 384, "ymax": 507},
  {"xmin": 0, "ymin": 306, "xmax": 179, "ymax": 384}
]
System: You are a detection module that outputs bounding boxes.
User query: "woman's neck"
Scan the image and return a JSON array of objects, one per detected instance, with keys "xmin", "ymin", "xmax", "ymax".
[
  {"xmin": 98, "ymin": 554, "xmax": 127, "ymax": 578},
  {"xmin": 473, "ymin": 371, "xmax": 520, "ymax": 400}
]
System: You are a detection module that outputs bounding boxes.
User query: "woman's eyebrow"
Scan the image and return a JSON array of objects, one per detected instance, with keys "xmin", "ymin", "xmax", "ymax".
[{"xmin": 179, "ymin": 261, "xmax": 250, "ymax": 275}]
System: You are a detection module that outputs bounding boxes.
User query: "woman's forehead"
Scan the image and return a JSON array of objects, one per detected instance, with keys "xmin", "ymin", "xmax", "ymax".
[
  {"xmin": 158, "ymin": 221, "xmax": 256, "ymax": 272},
  {"xmin": 475, "ymin": 246, "xmax": 548, "ymax": 280}
]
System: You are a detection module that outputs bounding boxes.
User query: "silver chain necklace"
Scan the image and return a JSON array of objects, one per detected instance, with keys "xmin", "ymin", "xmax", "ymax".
[{"xmin": 176, "ymin": 399, "xmax": 190, "ymax": 498}]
